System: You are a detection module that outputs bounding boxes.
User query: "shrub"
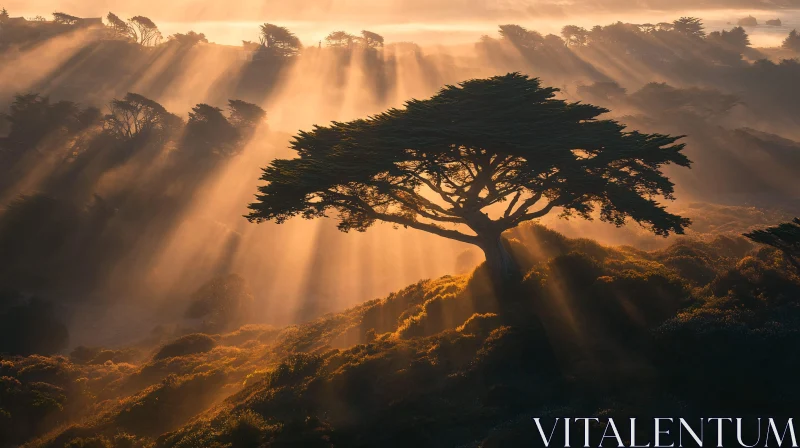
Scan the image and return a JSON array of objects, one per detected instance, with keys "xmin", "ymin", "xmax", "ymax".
[{"xmin": 153, "ymin": 334, "xmax": 217, "ymax": 361}]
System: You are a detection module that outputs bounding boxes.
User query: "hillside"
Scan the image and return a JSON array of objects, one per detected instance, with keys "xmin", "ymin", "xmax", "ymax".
[{"xmin": 3, "ymin": 222, "xmax": 799, "ymax": 447}]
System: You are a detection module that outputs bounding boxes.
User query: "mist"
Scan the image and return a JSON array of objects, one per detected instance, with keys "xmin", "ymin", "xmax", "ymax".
[{"xmin": 2, "ymin": 2, "xmax": 800, "ymax": 350}]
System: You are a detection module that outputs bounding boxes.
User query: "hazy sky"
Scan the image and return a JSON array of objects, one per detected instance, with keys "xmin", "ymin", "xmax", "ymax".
[{"xmin": 11, "ymin": 1, "xmax": 798, "ymax": 47}]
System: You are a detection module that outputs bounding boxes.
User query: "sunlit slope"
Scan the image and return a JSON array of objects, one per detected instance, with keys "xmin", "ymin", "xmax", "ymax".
[{"xmin": 4, "ymin": 222, "xmax": 799, "ymax": 447}]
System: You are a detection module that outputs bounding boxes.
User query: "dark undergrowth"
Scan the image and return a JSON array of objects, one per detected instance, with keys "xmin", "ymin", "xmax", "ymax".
[{"xmin": 2, "ymin": 223, "xmax": 799, "ymax": 447}]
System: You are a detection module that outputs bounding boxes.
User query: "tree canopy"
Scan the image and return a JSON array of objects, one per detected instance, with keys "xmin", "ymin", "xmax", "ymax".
[
  {"xmin": 258, "ymin": 23, "xmax": 302, "ymax": 57},
  {"xmin": 247, "ymin": 73, "xmax": 691, "ymax": 285},
  {"xmin": 103, "ymin": 93, "xmax": 181, "ymax": 141},
  {"xmin": 744, "ymin": 218, "xmax": 800, "ymax": 270},
  {"xmin": 129, "ymin": 15, "xmax": 161, "ymax": 46},
  {"xmin": 784, "ymin": 29, "xmax": 800, "ymax": 53},
  {"xmin": 673, "ymin": 17, "xmax": 705, "ymax": 38},
  {"xmin": 168, "ymin": 31, "xmax": 207, "ymax": 46},
  {"xmin": 499, "ymin": 24, "xmax": 544, "ymax": 50},
  {"xmin": 325, "ymin": 31, "xmax": 357, "ymax": 48},
  {"xmin": 52, "ymin": 12, "xmax": 79, "ymax": 25}
]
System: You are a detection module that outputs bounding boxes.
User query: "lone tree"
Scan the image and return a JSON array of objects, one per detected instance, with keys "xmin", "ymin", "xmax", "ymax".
[
  {"xmin": 259, "ymin": 23, "xmax": 302, "ymax": 57},
  {"xmin": 744, "ymin": 218, "xmax": 800, "ymax": 270},
  {"xmin": 106, "ymin": 12, "xmax": 134, "ymax": 40},
  {"xmin": 246, "ymin": 73, "xmax": 691, "ymax": 287},
  {"xmin": 673, "ymin": 17, "xmax": 705, "ymax": 38},
  {"xmin": 129, "ymin": 16, "xmax": 162, "ymax": 46},
  {"xmin": 783, "ymin": 29, "xmax": 800, "ymax": 53}
]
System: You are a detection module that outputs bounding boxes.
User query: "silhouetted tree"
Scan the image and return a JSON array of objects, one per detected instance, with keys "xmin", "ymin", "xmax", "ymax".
[
  {"xmin": 258, "ymin": 23, "xmax": 301, "ymax": 57},
  {"xmin": 708, "ymin": 26, "xmax": 750, "ymax": 51},
  {"xmin": 361, "ymin": 30, "xmax": 384, "ymax": 48},
  {"xmin": 247, "ymin": 74, "xmax": 691, "ymax": 287},
  {"xmin": 0, "ymin": 7, "xmax": 9, "ymax": 23},
  {"xmin": 129, "ymin": 15, "xmax": 162, "ymax": 46},
  {"xmin": 103, "ymin": 93, "xmax": 180, "ymax": 141},
  {"xmin": 577, "ymin": 81, "xmax": 627, "ymax": 103},
  {"xmin": 783, "ymin": 29, "xmax": 800, "ymax": 53},
  {"xmin": 52, "ymin": 12, "xmax": 79, "ymax": 25},
  {"xmin": 672, "ymin": 17, "xmax": 705, "ymax": 38},
  {"xmin": 744, "ymin": 218, "xmax": 800, "ymax": 270},
  {"xmin": 543, "ymin": 34, "xmax": 565, "ymax": 48},
  {"xmin": 561, "ymin": 25, "xmax": 588, "ymax": 47},
  {"xmin": 499, "ymin": 24, "xmax": 544, "ymax": 50},
  {"xmin": 168, "ymin": 31, "xmax": 208, "ymax": 46},
  {"xmin": 630, "ymin": 83, "xmax": 740, "ymax": 118},
  {"xmin": 227, "ymin": 99, "xmax": 266, "ymax": 133},
  {"xmin": 326, "ymin": 31, "xmax": 357, "ymax": 48},
  {"xmin": 185, "ymin": 104, "xmax": 239, "ymax": 157},
  {"xmin": 106, "ymin": 12, "xmax": 133, "ymax": 40},
  {"xmin": 2, "ymin": 94, "xmax": 86, "ymax": 149}
]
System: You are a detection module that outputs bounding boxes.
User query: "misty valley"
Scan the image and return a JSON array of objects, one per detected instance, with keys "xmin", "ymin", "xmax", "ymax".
[{"xmin": 1, "ymin": 4, "xmax": 800, "ymax": 448}]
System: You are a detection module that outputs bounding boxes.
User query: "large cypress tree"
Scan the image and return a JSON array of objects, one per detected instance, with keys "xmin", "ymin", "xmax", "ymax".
[{"xmin": 247, "ymin": 73, "xmax": 691, "ymax": 287}]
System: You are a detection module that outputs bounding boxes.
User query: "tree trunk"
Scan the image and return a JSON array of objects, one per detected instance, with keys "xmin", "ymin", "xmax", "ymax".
[{"xmin": 479, "ymin": 234, "xmax": 522, "ymax": 291}]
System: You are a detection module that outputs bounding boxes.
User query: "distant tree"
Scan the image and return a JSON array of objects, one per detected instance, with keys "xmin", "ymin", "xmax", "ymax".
[
  {"xmin": 639, "ymin": 23, "xmax": 657, "ymax": 33},
  {"xmin": 325, "ymin": 30, "xmax": 357, "ymax": 48},
  {"xmin": 29, "ymin": 15, "xmax": 46, "ymax": 22},
  {"xmin": 499, "ymin": 24, "xmax": 544, "ymax": 50},
  {"xmin": 3, "ymin": 94, "xmax": 87, "ymax": 150},
  {"xmin": 258, "ymin": 23, "xmax": 302, "ymax": 57},
  {"xmin": 227, "ymin": 99, "xmax": 266, "ymax": 132},
  {"xmin": 52, "ymin": 12, "xmax": 80, "ymax": 25},
  {"xmin": 561, "ymin": 25, "xmax": 589, "ymax": 47},
  {"xmin": 0, "ymin": 7, "xmax": 9, "ymax": 23},
  {"xmin": 543, "ymin": 34, "xmax": 565, "ymax": 48},
  {"xmin": 184, "ymin": 104, "xmax": 239, "ymax": 157},
  {"xmin": 361, "ymin": 30, "xmax": 384, "ymax": 48},
  {"xmin": 783, "ymin": 29, "xmax": 800, "ymax": 52},
  {"xmin": 708, "ymin": 26, "xmax": 750, "ymax": 51},
  {"xmin": 744, "ymin": 218, "xmax": 800, "ymax": 270},
  {"xmin": 247, "ymin": 73, "xmax": 691, "ymax": 287},
  {"xmin": 629, "ymin": 83, "xmax": 739, "ymax": 118},
  {"xmin": 103, "ymin": 93, "xmax": 181, "ymax": 141},
  {"xmin": 106, "ymin": 12, "xmax": 134, "ymax": 40},
  {"xmin": 577, "ymin": 81, "xmax": 627, "ymax": 103},
  {"xmin": 169, "ymin": 31, "xmax": 208, "ymax": 46},
  {"xmin": 673, "ymin": 17, "xmax": 705, "ymax": 38},
  {"xmin": 656, "ymin": 22, "xmax": 674, "ymax": 32},
  {"xmin": 129, "ymin": 15, "xmax": 162, "ymax": 46}
]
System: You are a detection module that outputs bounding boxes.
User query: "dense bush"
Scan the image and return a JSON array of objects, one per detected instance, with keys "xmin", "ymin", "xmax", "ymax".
[{"xmin": 152, "ymin": 334, "xmax": 217, "ymax": 361}]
